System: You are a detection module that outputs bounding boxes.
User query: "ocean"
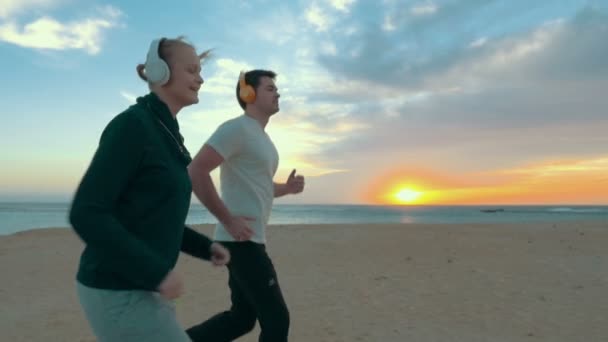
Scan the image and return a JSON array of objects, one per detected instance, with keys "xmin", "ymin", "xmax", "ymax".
[{"xmin": 0, "ymin": 202, "xmax": 606, "ymax": 235}]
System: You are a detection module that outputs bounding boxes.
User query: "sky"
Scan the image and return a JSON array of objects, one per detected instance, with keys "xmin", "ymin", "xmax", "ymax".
[{"xmin": 1, "ymin": 0, "xmax": 607, "ymax": 205}]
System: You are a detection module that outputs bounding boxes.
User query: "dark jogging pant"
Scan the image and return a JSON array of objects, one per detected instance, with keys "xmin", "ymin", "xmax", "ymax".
[{"xmin": 187, "ymin": 241, "xmax": 290, "ymax": 342}]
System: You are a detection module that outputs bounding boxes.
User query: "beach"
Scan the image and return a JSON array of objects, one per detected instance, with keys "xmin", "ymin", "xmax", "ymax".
[{"xmin": 2, "ymin": 222, "xmax": 607, "ymax": 341}]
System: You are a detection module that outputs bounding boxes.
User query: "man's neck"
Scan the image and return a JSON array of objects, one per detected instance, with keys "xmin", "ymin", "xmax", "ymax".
[{"xmin": 244, "ymin": 107, "xmax": 269, "ymax": 129}]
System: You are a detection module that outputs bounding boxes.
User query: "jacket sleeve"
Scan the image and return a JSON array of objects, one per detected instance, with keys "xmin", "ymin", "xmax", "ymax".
[
  {"xmin": 69, "ymin": 113, "xmax": 171, "ymax": 290},
  {"xmin": 181, "ymin": 226, "xmax": 213, "ymax": 260}
]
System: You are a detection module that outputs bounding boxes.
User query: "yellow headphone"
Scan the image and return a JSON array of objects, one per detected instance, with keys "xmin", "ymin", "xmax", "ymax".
[{"xmin": 239, "ymin": 71, "xmax": 256, "ymax": 104}]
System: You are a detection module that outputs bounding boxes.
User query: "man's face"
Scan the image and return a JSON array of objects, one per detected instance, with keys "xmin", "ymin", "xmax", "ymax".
[{"xmin": 254, "ymin": 76, "xmax": 280, "ymax": 116}]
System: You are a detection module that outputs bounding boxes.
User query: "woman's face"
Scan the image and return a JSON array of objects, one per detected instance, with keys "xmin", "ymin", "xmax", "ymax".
[{"xmin": 164, "ymin": 45, "xmax": 203, "ymax": 108}]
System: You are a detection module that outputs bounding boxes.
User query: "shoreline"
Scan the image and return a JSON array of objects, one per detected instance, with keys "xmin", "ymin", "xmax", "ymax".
[{"xmin": 2, "ymin": 219, "xmax": 606, "ymax": 237}]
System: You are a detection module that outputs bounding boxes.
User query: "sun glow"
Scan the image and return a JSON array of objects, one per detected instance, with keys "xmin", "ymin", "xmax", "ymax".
[{"xmin": 394, "ymin": 187, "xmax": 423, "ymax": 204}]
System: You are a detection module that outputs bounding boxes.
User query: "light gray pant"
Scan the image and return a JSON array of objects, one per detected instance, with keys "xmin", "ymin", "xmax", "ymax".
[{"xmin": 77, "ymin": 282, "xmax": 191, "ymax": 342}]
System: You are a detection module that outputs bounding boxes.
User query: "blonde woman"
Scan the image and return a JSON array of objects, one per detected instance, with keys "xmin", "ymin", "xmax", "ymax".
[{"xmin": 69, "ymin": 37, "xmax": 229, "ymax": 342}]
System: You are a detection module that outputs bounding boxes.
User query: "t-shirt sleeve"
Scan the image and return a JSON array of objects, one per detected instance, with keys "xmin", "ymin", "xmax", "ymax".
[{"xmin": 205, "ymin": 120, "xmax": 243, "ymax": 160}]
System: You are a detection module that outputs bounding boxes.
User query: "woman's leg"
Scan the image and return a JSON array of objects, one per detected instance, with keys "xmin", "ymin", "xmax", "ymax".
[{"xmin": 77, "ymin": 282, "xmax": 191, "ymax": 342}]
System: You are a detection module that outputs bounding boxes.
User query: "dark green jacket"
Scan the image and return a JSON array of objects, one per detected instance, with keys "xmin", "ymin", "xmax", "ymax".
[{"xmin": 70, "ymin": 93, "xmax": 212, "ymax": 291}]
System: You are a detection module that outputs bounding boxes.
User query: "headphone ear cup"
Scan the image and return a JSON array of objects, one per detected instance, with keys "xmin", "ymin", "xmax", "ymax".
[
  {"xmin": 239, "ymin": 84, "xmax": 256, "ymax": 103},
  {"xmin": 146, "ymin": 59, "xmax": 170, "ymax": 85},
  {"xmin": 239, "ymin": 71, "xmax": 256, "ymax": 103},
  {"xmin": 145, "ymin": 39, "xmax": 170, "ymax": 86}
]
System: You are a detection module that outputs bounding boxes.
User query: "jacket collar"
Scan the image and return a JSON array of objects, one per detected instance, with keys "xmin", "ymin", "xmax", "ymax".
[{"xmin": 137, "ymin": 92, "xmax": 192, "ymax": 164}]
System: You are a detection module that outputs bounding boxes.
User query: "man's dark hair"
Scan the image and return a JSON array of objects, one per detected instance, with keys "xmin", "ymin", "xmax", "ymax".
[{"xmin": 236, "ymin": 69, "xmax": 277, "ymax": 110}]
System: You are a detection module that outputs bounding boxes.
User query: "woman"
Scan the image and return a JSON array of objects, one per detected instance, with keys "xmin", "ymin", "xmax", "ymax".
[{"xmin": 69, "ymin": 36, "xmax": 229, "ymax": 341}]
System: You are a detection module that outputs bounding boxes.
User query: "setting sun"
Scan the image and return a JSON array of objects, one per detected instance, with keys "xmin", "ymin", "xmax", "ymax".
[
  {"xmin": 394, "ymin": 188, "xmax": 423, "ymax": 204},
  {"xmin": 362, "ymin": 170, "xmax": 441, "ymax": 205}
]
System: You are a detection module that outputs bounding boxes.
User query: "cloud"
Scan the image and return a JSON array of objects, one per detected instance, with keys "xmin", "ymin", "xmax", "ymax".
[
  {"xmin": 253, "ymin": 6, "xmax": 299, "ymax": 45},
  {"xmin": 382, "ymin": 13, "xmax": 396, "ymax": 32},
  {"xmin": 0, "ymin": 0, "xmax": 61, "ymax": 19},
  {"xmin": 303, "ymin": 0, "xmax": 360, "ymax": 34},
  {"xmin": 469, "ymin": 37, "xmax": 487, "ymax": 48},
  {"xmin": 505, "ymin": 157, "xmax": 608, "ymax": 177},
  {"xmin": 199, "ymin": 58, "xmax": 251, "ymax": 95},
  {"xmin": 120, "ymin": 91, "xmax": 136, "ymax": 104},
  {"xmin": 294, "ymin": 6, "xmax": 608, "ymax": 184},
  {"xmin": 0, "ymin": 5, "xmax": 122, "ymax": 54},
  {"xmin": 305, "ymin": 2, "xmax": 332, "ymax": 32},
  {"xmin": 314, "ymin": 6, "xmax": 608, "ymax": 115},
  {"xmin": 320, "ymin": 40, "xmax": 338, "ymax": 55},
  {"xmin": 317, "ymin": 2, "xmax": 603, "ymax": 89},
  {"xmin": 410, "ymin": 2, "xmax": 438, "ymax": 16},
  {"xmin": 328, "ymin": 0, "xmax": 356, "ymax": 13}
]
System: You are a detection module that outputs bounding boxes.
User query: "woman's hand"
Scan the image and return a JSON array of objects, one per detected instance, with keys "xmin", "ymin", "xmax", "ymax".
[{"xmin": 210, "ymin": 242, "xmax": 231, "ymax": 266}]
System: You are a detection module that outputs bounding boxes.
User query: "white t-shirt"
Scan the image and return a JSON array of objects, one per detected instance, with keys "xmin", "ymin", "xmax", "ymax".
[{"xmin": 206, "ymin": 114, "xmax": 279, "ymax": 243}]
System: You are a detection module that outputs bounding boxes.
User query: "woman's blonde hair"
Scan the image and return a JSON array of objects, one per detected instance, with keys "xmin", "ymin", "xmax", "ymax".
[{"xmin": 136, "ymin": 36, "xmax": 212, "ymax": 82}]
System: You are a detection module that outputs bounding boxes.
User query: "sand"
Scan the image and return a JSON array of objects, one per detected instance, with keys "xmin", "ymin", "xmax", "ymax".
[{"xmin": 1, "ymin": 222, "xmax": 607, "ymax": 341}]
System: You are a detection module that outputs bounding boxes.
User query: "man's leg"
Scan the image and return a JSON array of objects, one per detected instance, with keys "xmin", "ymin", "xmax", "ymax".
[
  {"xmin": 186, "ymin": 243, "xmax": 257, "ymax": 342},
  {"xmin": 230, "ymin": 242, "xmax": 290, "ymax": 342}
]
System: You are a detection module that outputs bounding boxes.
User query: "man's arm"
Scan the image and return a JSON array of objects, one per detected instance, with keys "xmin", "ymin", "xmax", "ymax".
[
  {"xmin": 188, "ymin": 144, "xmax": 254, "ymax": 240},
  {"xmin": 188, "ymin": 144, "xmax": 232, "ymax": 224},
  {"xmin": 274, "ymin": 169, "xmax": 305, "ymax": 198},
  {"xmin": 273, "ymin": 182, "xmax": 290, "ymax": 198}
]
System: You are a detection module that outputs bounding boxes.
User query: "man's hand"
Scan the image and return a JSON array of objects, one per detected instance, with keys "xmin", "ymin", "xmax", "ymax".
[
  {"xmin": 285, "ymin": 169, "xmax": 305, "ymax": 194},
  {"xmin": 157, "ymin": 270, "xmax": 184, "ymax": 300},
  {"xmin": 210, "ymin": 242, "xmax": 230, "ymax": 266},
  {"xmin": 224, "ymin": 216, "xmax": 255, "ymax": 241}
]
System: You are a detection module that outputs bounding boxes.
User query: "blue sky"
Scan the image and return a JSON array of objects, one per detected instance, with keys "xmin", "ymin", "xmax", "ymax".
[{"xmin": 1, "ymin": 0, "xmax": 607, "ymax": 204}]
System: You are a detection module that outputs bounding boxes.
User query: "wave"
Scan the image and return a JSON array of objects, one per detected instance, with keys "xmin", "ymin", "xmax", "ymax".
[{"xmin": 547, "ymin": 207, "xmax": 607, "ymax": 213}]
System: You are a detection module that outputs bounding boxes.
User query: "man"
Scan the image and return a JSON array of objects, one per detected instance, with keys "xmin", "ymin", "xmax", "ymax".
[{"xmin": 187, "ymin": 69, "xmax": 305, "ymax": 341}]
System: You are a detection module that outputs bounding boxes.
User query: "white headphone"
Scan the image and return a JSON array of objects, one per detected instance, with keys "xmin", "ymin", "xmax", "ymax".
[{"xmin": 145, "ymin": 38, "xmax": 170, "ymax": 85}]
